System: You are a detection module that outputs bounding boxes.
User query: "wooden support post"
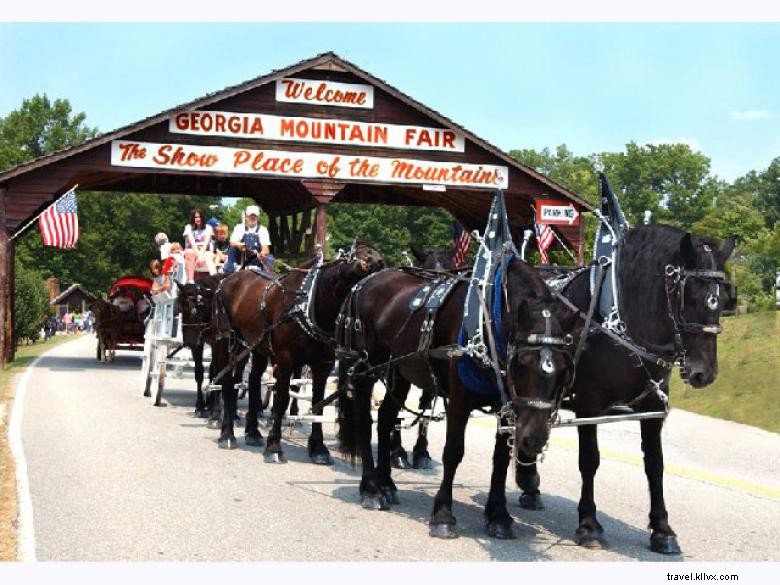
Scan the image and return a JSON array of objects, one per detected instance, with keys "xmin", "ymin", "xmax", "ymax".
[
  {"xmin": 315, "ymin": 204, "xmax": 327, "ymax": 254},
  {"xmin": 577, "ymin": 212, "xmax": 585, "ymax": 266},
  {"xmin": 0, "ymin": 186, "xmax": 10, "ymax": 367},
  {"xmin": 5, "ymin": 235, "xmax": 15, "ymax": 364}
]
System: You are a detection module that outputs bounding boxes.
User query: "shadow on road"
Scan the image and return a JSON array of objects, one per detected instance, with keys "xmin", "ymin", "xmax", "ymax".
[{"xmin": 40, "ymin": 354, "xmax": 142, "ymax": 372}]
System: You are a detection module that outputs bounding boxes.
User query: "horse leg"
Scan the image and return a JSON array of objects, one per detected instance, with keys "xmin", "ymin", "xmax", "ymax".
[
  {"xmin": 217, "ymin": 366, "xmax": 237, "ymax": 449},
  {"xmin": 387, "ymin": 368, "xmax": 410, "ymax": 469},
  {"xmin": 412, "ymin": 391, "xmax": 434, "ymax": 469},
  {"xmin": 193, "ymin": 343, "xmax": 208, "ymax": 417},
  {"xmin": 376, "ymin": 373, "xmax": 411, "ymax": 505},
  {"xmin": 244, "ymin": 351, "xmax": 266, "ymax": 447},
  {"xmin": 516, "ymin": 458, "xmax": 544, "ymax": 510},
  {"xmin": 353, "ymin": 376, "xmax": 388, "ymax": 510},
  {"xmin": 485, "ymin": 422, "xmax": 515, "ymax": 539},
  {"xmin": 264, "ymin": 361, "xmax": 291, "ymax": 463},
  {"xmin": 641, "ymin": 418, "xmax": 681, "ymax": 554},
  {"xmin": 575, "ymin": 424, "xmax": 606, "ymax": 547},
  {"xmin": 307, "ymin": 363, "xmax": 333, "ymax": 465},
  {"xmin": 430, "ymin": 391, "xmax": 471, "ymax": 538}
]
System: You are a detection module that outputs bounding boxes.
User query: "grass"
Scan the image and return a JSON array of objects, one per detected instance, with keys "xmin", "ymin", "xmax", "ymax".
[
  {"xmin": 670, "ymin": 311, "xmax": 780, "ymax": 433},
  {"xmin": 0, "ymin": 333, "xmax": 81, "ymax": 561}
]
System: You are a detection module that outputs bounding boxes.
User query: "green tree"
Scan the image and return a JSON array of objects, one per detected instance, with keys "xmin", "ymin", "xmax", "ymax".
[
  {"xmin": 0, "ymin": 94, "xmax": 97, "ymax": 171},
  {"xmin": 601, "ymin": 142, "xmax": 716, "ymax": 229},
  {"xmin": 328, "ymin": 204, "xmax": 453, "ymax": 266},
  {"xmin": 14, "ymin": 266, "xmax": 50, "ymax": 343}
]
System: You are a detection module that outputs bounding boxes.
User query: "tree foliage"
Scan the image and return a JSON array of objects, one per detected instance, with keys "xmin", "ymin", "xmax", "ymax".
[
  {"xmin": 14, "ymin": 266, "xmax": 50, "ymax": 343},
  {"xmin": 328, "ymin": 204, "xmax": 453, "ymax": 266},
  {"xmin": 0, "ymin": 94, "xmax": 97, "ymax": 171}
]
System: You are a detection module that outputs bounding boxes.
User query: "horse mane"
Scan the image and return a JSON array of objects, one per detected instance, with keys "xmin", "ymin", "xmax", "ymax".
[{"xmin": 618, "ymin": 224, "xmax": 713, "ymax": 345}]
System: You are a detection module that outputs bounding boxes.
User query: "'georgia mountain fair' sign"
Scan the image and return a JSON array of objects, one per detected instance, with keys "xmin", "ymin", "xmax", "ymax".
[{"xmin": 110, "ymin": 78, "xmax": 509, "ymax": 189}]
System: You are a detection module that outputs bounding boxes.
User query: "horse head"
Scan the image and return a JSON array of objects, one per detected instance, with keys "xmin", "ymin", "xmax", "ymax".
[
  {"xmin": 348, "ymin": 240, "xmax": 385, "ymax": 277},
  {"xmin": 503, "ymin": 262, "xmax": 581, "ymax": 458},
  {"xmin": 619, "ymin": 227, "xmax": 737, "ymax": 389},
  {"xmin": 178, "ymin": 278, "xmax": 221, "ymax": 347},
  {"xmin": 409, "ymin": 246, "xmax": 456, "ymax": 271},
  {"xmin": 669, "ymin": 233, "xmax": 737, "ymax": 387}
]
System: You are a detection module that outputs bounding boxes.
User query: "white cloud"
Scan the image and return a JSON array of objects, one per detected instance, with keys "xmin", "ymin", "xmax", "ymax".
[
  {"xmin": 730, "ymin": 110, "xmax": 773, "ymax": 121},
  {"xmin": 647, "ymin": 137, "xmax": 702, "ymax": 151}
]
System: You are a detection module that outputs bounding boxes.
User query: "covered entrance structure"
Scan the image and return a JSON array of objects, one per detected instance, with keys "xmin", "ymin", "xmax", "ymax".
[{"xmin": 0, "ymin": 51, "xmax": 591, "ymax": 365}]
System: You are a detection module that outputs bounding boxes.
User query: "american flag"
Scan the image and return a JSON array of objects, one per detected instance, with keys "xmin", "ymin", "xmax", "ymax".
[
  {"xmin": 39, "ymin": 186, "xmax": 79, "ymax": 248},
  {"xmin": 533, "ymin": 211, "xmax": 554, "ymax": 264},
  {"xmin": 452, "ymin": 221, "xmax": 471, "ymax": 267}
]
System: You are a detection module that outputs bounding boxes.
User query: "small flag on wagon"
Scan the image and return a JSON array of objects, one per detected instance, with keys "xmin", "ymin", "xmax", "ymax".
[
  {"xmin": 452, "ymin": 221, "xmax": 471, "ymax": 267},
  {"xmin": 39, "ymin": 186, "xmax": 79, "ymax": 248},
  {"xmin": 533, "ymin": 208, "xmax": 554, "ymax": 264}
]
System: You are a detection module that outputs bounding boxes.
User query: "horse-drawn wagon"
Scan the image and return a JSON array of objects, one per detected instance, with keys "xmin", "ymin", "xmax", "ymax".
[{"xmin": 91, "ymin": 275, "xmax": 153, "ymax": 361}]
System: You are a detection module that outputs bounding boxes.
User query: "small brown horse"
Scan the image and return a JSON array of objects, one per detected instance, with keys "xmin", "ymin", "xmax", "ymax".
[
  {"xmin": 212, "ymin": 243, "xmax": 385, "ymax": 463},
  {"xmin": 90, "ymin": 299, "xmax": 123, "ymax": 362}
]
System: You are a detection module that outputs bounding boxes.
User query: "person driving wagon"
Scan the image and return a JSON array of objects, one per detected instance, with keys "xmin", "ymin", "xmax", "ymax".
[{"xmin": 223, "ymin": 204, "xmax": 274, "ymax": 273}]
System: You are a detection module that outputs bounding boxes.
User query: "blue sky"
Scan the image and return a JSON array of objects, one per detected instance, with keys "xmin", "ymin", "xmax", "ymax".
[{"xmin": 1, "ymin": 22, "xmax": 778, "ymax": 181}]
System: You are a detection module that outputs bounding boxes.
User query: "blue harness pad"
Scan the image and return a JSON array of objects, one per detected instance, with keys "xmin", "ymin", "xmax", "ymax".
[{"xmin": 457, "ymin": 260, "xmax": 509, "ymax": 397}]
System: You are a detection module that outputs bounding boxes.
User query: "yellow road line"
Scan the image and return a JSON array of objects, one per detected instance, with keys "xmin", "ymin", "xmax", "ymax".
[{"xmin": 468, "ymin": 416, "xmax": 780, "ymax": 501}]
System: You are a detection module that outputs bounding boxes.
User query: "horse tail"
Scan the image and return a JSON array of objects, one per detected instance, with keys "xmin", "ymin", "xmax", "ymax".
[{"xmin": 336, "ymin": 361, "xmax": 358, "ymax": 465}]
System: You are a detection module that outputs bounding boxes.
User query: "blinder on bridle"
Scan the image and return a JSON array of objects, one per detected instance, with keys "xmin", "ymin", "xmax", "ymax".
[{"xmin": 505, "ymin": 308, "xmax": 574, "ymax": 413}]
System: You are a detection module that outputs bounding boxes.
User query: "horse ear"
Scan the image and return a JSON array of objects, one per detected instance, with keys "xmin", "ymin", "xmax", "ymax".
[
  {"xmin": 409, "ymin": 247, "xmax": 426, "ymax": 263},
  {"xmin": 721, "ymin": 234, "xmax": 737, "ymax": 261},
  {"xmin": 680, "ymin": 233, "xmax": 697, "ymax": 268}
]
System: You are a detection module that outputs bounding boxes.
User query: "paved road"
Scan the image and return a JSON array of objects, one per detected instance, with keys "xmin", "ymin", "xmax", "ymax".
[{"xmin": 17, "ymin": 335, "xmax": 780, "ymax": 561}]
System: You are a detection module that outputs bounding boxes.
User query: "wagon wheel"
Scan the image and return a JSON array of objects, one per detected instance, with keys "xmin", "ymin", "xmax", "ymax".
[
  {"xmin": 140, "ymin": 320, "xmax": 154, "ymax": 397},
  {"xmin": 152, "ymin": 343, "xmax": 166, "ymax": 407}
]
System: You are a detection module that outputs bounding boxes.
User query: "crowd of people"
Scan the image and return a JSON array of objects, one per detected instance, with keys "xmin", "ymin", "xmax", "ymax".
[{"xmin": 42, "ymin": 310, "xmax": 94, "ymax": 339}]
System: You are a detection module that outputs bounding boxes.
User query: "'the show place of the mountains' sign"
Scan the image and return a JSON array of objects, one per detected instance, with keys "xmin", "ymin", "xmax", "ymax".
[{"xmin": 111, "ymin": 140, "xmax": 508, "ymax": 189}]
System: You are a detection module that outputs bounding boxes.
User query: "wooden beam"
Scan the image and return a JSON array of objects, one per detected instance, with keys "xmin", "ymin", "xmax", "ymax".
[
  {"xmin": 315, "ymin": 204, "xmax": 327, "ymax": 254},
  {"xmin": 0, "ymin": 186, "xmax": 9, "ymax": 367},
  {"xmin": 5, "ymin": 237, "xmax": 15, "ymax": 364}
]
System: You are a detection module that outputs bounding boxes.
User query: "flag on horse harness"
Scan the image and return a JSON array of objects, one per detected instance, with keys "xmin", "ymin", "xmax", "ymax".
[
  {"xmin": 39, "ymin": 186, "xmax": 79, "ymax": 248},
  {"xmin": 533, "ymin": 207, "xmax": 554, "ymax": 264},
  {"xmin": 458, "ymin": 190, "xmax": 517, "ymax": 397},
  {"xmin": 452, "ymin": 221, "xmax": 471, "ymax": 267},
  {"xmin": 592, "ymin": 170, "xmax": 630, "ymax": 324},
  {"xmin": 461, "ymin": 190, "xmax": 516, "ymax": 348}
]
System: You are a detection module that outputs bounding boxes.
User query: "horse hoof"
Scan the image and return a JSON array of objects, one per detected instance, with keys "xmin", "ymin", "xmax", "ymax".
[
  {"xmin": 575, "ymin": 528, "xmax": 607, "ymax": 549},
  {"xmin": 381, "ymin": 486, "xmax": 399, "ymax": 506},
  {"xmin": 650, "ymin": 534, "xmax": 681, "ymax": 555},
  {"xmin": 429, "ymin": 523, "xmax": 458, "ymax": 539},
  {"xmin": 310, "ymin": 453, "xmax": 333, "ymax": 465},
  {"xmin": 194, "ymin": 409, "xmax": 209, "ymax": 419},
  {"xmin": 264, "ymin": 452, "xmax": 287, "ymax": 464},
  {"xmin": 486, "ymin": 520, "xmax": 516, "ymax": 540},
  {"xmin": 143, "ymin": 389, "xmax": 151, "ymax": 397},
  {"xmin": 518, "ymin": 492, "xmax": 545, "ymax": 510},
  {"xmin": 392, "ymin": 454, "xmax": 411, "ymax": 470},
  {"xmin": 360, "ymin": 494, "xmax": 389, "ymax": 511},
  {"xmin": 245, "ymin": 435, "xmax": 265, "ymax": 447},
  {"xmin": 217, "ymin": 437, "xmax": 237, "ymax": 450},
  {"xmin": 153, "ymin": 401, "xmax": 167, "ymax": 408},
  {"xmin": 206, "ymin": 419, "xmax": 221, "ymax": 429}
]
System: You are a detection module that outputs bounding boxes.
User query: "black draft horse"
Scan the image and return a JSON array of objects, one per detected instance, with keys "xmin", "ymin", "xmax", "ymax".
[
  {"xmin": 177, "ymin": 274, "xmax": 229, "ymax": 417},
  {"xmin": 518, "ymin": 225, "xmax": 737, "ymax": 554},
  {"xmin": 387, "ymin": 246, "xmax": 458, "ymax": 470},
  {"xmin": 212, "ymin": 243, "xmax": 385, "ymax": 463},
  {"xmin": 337, "ymin": 256, "xmax": 581, "ymax": 539}
]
